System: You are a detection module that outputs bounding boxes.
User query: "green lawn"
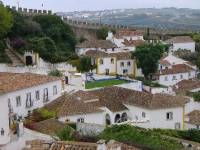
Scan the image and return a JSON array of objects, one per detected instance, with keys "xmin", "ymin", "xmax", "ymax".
[{"xmin": 85, "ymin": 79, "xmax": 129, "ymax": 89}]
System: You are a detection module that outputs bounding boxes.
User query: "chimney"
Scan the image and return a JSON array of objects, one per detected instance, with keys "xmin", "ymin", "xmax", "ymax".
[{"xmin": 97, "ymin": 140, "xmax": 106, "ymax": 150}]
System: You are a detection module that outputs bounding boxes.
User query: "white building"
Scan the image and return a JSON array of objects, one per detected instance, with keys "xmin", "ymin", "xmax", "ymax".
[
  {"xmin": 0, "ymin": 72, "xmax": 62, "ymax": 145},
  {"xmin": 156, "ymin": 54, "xmax": 197, "ymax": 86},
  {"xmin": 164, "ymin": 36, "xmax": 195, "ymax": 52},
  {"xmin": 173, "ymin": 79, "xmax": 200, "ymax": 130},
  {"xmin": 58, "ymin": 86, "xmax": 188, "ymax": 130},
  {"xmin": 75, "ymin": 40, "xmax": 118, "ymax": 56},
  {"xmin": 106, "ymin": 30, "xmax": 144, "ymax": 48},
  {"xmin": 185, "ymin": 110, "xmax": 200, "ymax": 130},
  {"xmin": 85, "ymin": 50, "xmax": 137, "ymax": 76}
]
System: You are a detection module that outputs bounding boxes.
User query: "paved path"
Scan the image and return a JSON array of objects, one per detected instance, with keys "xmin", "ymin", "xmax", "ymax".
[{"xmin": 1, "ymin": 128, "xmax": 53, "ymax": 150}]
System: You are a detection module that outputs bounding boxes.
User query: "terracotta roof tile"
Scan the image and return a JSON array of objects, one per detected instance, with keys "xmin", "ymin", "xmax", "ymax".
[
  {"xmin": 32, "ymin": 118, "xmax": 66, "ymax": 135},
  {"xmin": 158, "ymin": 64, "xmax": 194, "ymax": 75},
  {"xmin": 50, "ymin": 141, "xmax": 97, "ymax": 150},
  {"xmin": 165, "ymin": 36, "xmax": 194, "ymax": 43},
  {"xmin": 115, "ymin": 31, "xmax": 143, "ymax": 39},
  {"xmin": 0, "ymin": 72, "xmax": 61, "ymax": 95},
  {"xmin": 122, "ymin": 39, "xmax": 145, "ymax": 46},
  {"xmin": 159, "ymin": 60, "xmax": 171, "ymax": 66},
  {"xmin": 59, "ymin": 86, "xmax": 188, "ymax": 116},
  {"xmin": 76, "ymin": 40, "xmax": 117, "ymax": 49},
  {"xmin": 173, "ymin": 79, "xmax": 200, "ymax": 93},
  {"xmin": 85, "ymin": 50, "xmax": 132, "ymax": 60}
]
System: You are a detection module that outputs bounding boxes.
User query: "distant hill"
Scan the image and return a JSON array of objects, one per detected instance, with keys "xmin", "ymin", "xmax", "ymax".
[{"xmin": 58, "ymin": 7, "xmax": 200, "ymax": 30}]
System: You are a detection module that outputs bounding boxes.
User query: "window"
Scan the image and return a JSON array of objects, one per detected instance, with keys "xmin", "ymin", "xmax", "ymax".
[
  {"xmin": 77, "ymin": 118, "xmax": 84, "ymax": 123},
  {"xmin": 197, "ymin": 125, "xmax": 200, "ymax": 130},
  {"xmin": 165, "ymin": 76, "xmax": 168, "ymax": 81},
  {"xmin": 1, "ymin": 128, "xmax": 4, "ymax": 136},
  {"xmin": 121, "ymin": 113, "xmax": 128, "ymax": 122},
  {"xmin": 16, "ymin": 96, "xmax": 21, "ymax": 107},
  {"xmin": 35, "ymin": 90, "xmax": 40, "ymax": 100},
  {"xmin": 53, "ymin": 86, "xmax": 57, "ymax": 95},
  {"xmin": 43, "ymin": 88, "xmax": 49, "ymax": 102},
  {"xmin": 142, "ymin": 112, "xmax": 146, "ymax": 118},
  {"xmin": 172, "ymin": 76, "xmax": 176, "ymax": 80},
  {"xmin": 114, "ymin": 114, "xmax": 121, "ymax": 123},
  {"xmin": 189, "ymin": 72, "xmax": 191, "ymax": 77},
  {"xmin": 112, "ymin": 48, "xmax": 115, "ymax": 51},
  {"xmin": 120, "ymin": 62, "xmax": 124, "ymax": 67},
  {"xmin": 111, "ymin": 58, "xmax": 114, "ymax": 64},
  {"xmin": 99, "ymin": 59, "xmax": 103, "ymax": 65},
  {"xmin": 175, "ymin": 122, "xmax": 181, "ymax": 130},
  {"xmin": 123, "ymin": 69, "xmax": 128, "ymax": 74},
  {"xmin": 180, "ymin": 74, "xmax": 183, "ymax": 79},
  {"xmin": 166, "ymin": 112, "xmax": 173, "ymax": 120},
  {"xmin": 26, "ymin": 93, "xmax": 32, "ymax": 108},
  {"xmin": 127, "ymin": 61, "xmax": 131, "ymax": 66},
  {"xmin": 105, "ymin": 49, "xmax": 107, "ymax": 52}
]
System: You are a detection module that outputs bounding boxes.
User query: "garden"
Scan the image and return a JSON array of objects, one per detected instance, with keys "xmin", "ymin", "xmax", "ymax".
[{"xmin": 85, "ymin": 79, "xmax": 129, "ymax": 89}]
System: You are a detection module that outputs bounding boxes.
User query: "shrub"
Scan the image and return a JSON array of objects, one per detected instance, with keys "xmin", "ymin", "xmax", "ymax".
[
  {"xmin": 100, "ymin": 125, "xmax": 183, "ymax": 150},
  {"xmin": 56, "ymin": 126, "xmax": 75, "ymax": 141},
  {"xmin": 48, "ymin": 69, "xmax": 63, "ymax": 77},
  {"xmin": 32, "ymin": 108, "xmax": 56, "ymax": 122}
]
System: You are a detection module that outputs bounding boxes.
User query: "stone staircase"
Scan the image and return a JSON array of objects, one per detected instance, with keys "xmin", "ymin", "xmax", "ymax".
[{"xmin": 5, "ymin": 48, "xmax": 24, "ymax": 66}]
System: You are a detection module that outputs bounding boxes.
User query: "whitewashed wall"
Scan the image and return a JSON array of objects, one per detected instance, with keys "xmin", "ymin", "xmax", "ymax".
[
  {"xmin": 172, "ymin": 42, "xmax": 195, "ymax": 52},
  {"xmin": 98, "ymin": 58, "xmax": 116, "ymax": 74},
  {"xmin": 59, "ymin": 112, "xmax": 105, "ymax": 125},
  {"xmin": 4, "ymin": 80, "xmax": 62, "ymax": 118},
  {"xmin": 125, "ymin": 104, "xmax": 184, "ymax": 129},
  {"xmin": 116, "ymin": 60, "xmax": 135, "ymax": 75},
  {"xmin": 0, "ymin": 95, "xmax": 10, "ymax": 145},
  {"xmin": 158, "ymin": 71, "xmax": 196, "ymax": 86}
]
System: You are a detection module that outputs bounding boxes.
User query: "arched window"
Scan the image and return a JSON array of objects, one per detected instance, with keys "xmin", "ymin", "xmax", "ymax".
[
  {"xmin": 114, "ymin": 114, "xmax": 121, "ymax": 123},
  {"xmin": 105, "ymin": 114, "xmax": 111, "ymax": 126},
  {"xmin": 99, "ymin": 59, "xmax": 104, "ymax": 65},
  {"xmin": 77, "ymin": 118, "xmax": 84, "ymax": 123},
  {"xmin": 121, "ymin": 112, "xmax": 128, "ymax": 122},
  {"xmin": 142, "ymin": 112, "xmax": 146, "ymax": 118}
]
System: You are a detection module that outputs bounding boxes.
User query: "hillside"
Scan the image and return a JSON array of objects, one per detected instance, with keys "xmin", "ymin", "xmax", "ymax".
[
  {"xmin": 0, "ymin": 6, "xmax": 78, "ymax": 64},
  {"xmin": 59, "ymin": 7, "xmax": 200, "ymax": 30}
]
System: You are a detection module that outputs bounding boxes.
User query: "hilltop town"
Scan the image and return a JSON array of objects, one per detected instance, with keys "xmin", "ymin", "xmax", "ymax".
[{"xmin": 1, "ymin": 1, "xmax": 200, "ymax": 150}]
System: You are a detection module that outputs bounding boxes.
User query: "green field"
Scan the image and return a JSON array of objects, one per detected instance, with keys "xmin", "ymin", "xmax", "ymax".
[{"xmin": 85, "ymin": 79, "xmax": 129, "ymax": 89}]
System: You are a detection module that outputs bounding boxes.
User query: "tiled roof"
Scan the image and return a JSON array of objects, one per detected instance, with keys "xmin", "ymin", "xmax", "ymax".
[
  {"xmin": 23, "ymin": 140, "xmax": 49, "ymax": 150},
  {"xmin": 173, "ymin": 79, "xmax": 200, "ymax": 93},
  {"xmin": 122, "ymin": 39, "xmax": 145, "ymax": 46},
  {"xmin": 0, "ymin": 72, "xmax": 61, "ymax": 95},
  {"xmin": 76, "ymin": 40, "xmax": 117, "ymax": 49},
  {"xmin": 158, "ymin": 64, "xmax": 194, "ymax": 75},
  {"xmin": 32, "ymin": 118, "xmax": 66, "ymax": 135},
  {"xmin": 186, "ymin": 110, "xmax": 200, "ymax": 125},
  {"xmin": 159, "ymin": 59, "xmax": 171, "ymax": 66},
  {"xmin": 85, "ymin": 50, "xmax": 132, "ymax": 60},
  {"xmin": 50, "ymin": 141, "xmax": 97, "ymax": 150},
  {"xmin": 165, "ymin": 36, "xmax": 194, "ymax": 43},
  {"xmin": 59, "ymin": 86, "xmax": 188, "ymax": 116},
  {"xmin": 115, "ymin": 31, "xmax": 143, "ymax": 39}
]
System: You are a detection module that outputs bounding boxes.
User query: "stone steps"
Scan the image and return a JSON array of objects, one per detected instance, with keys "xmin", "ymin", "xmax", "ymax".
[{"xmin": 5, "ymin": 49, "xmax": 24, "ymax": 66}]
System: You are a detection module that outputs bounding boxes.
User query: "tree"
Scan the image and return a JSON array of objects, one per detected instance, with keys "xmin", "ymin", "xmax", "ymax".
[
  {"xmin": 48, "ymin": 69, "xmax": 63, "ymax": 77},
  {"xmin": 97, "ymin": 26, "xmax": 109, "ymax": 40},
  {"xmin": 0, "ymin": 5, "xmax": 13, "ymax": 38},
  {"xmin": 134, "ymin": 43, "xmax": 164, "ymax": 78},
  {"xmin": 70, "ymin": 56, "xmax": 96, "ymax": 73},
  {"xmin": 196, "ymin": 54, "xmax": 200, "ymax": 70}
]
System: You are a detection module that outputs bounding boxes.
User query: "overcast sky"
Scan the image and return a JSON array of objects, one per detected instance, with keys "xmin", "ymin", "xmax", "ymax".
[{"xmin": 2, "ymin": 0, "xmax": 200, "ymax": 12}]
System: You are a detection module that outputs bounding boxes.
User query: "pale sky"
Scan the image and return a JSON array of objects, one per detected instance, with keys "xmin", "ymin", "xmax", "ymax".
[{"xmin": 2, "ymin": 0, "xmax": 200, "ymax": 12}]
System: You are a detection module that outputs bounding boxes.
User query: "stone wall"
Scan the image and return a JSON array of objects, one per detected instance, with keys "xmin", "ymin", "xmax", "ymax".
[{"xmin": 76, "ymin": 123, "xmax": 105, "ymax": 136}]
